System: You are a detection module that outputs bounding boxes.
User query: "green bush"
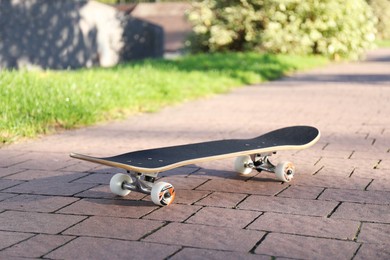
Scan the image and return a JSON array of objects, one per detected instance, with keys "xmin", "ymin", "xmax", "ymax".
[
  {"xmin": 186, "ymin": 0, "xmax": 377, "ymax": 60},
  {"xmin": 97, "ymin": 0, "xmax": 188, "ymax": 4},
  {"xmin": 261, "ymin": 0, "xmax": 377, "ymax": 59},
  {"xmin": 368, "ymin": 0, "xmax": 390, "ymax": 40},
  {"xmin": 186, "ymin": 0, "xmax": 264, "ymax": 52}
]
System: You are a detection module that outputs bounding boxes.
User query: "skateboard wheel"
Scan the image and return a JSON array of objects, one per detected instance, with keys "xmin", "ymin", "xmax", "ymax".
[
  {"xmin": 234, "ymin": 155, "xmax": 253, "ymax": 175},
  {"xmin": 151, "ymin": 182, "xmax": 175, "ymax": 206},
  {"xmin": 275, "ymin": 161, "xmax": 295, "ymax": 182},
  {"xmin": 109, "ymin": 173, "xmax": 132, "ymax": 197}
]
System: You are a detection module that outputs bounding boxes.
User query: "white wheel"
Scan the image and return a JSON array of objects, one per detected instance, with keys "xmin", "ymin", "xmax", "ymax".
[
  {"xmin": 109, "ymin": 173, "xmax": 132, "ymax": 196},
  {"xmin": 151, "ymin": 182, "xmax": 175, "ymax": 206},
  {"xmin": 234, "ymin": 155, "xmax": 253, "ymax": 175},
  {"xmin": 275, "ymin": 161, "xmax": 295, "ymax": 182}
]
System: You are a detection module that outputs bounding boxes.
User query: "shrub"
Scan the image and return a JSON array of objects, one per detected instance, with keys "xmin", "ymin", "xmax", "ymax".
[
  {"xmin": 186, "ymin": 0, "xmax": 264, "ymax": 52},
  {"xmin": 368, "ymin": 0, "xmax": 390, "ymax": 40},
  {"xmin": 186, "ymin": 0, "xmax": 377, "ymax": 60},
  {"xmin": 261, "ymin": 0, "xmax": 377, "ymax": 59}
]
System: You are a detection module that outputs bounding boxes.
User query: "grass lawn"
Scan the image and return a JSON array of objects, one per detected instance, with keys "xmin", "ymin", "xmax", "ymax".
[
  {"xmin": 0, "ymin": 52, "xmax": 328, "ymax": 145},
  {"xmin": 376, "ymin": 39, "xmax": 390, "ymax": 47}
]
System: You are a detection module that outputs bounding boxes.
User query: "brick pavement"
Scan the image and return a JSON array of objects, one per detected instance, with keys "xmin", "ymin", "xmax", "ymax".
[{"xmin": 0, "ymin": 48, "xmax": 389, "ymax": 259}]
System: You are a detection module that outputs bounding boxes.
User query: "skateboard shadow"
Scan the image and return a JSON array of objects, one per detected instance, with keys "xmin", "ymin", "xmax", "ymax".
[
  {"xmin": 83, "ymin": 197, "xmax": 157, "ymax": 208},
  {"xmin": 91, "ymin": 164, "xmax": 282, "ymax": 183},
  {"xmin": 188, "ymin": 167, "xmax": 281, "ymax": 183}
]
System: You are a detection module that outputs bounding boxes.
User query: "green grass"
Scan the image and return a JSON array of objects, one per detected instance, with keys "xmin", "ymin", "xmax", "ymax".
[
  {"xmin": 0, "ymin": 52, "xmax": 328, "ymax": 145},
  {"xmin": 376, "ymin": 39, "xmax": 390, "ymax": 47}
]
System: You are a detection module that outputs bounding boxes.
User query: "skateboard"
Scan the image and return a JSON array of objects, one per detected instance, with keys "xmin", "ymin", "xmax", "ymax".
[{"xmin": 70, "ymin": 125, "xmax": 320, "ymax": 206}]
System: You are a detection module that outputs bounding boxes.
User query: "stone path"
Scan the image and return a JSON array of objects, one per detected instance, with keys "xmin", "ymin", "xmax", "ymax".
[{"xmin": 0, "ymin": 48, "xmax": 389, "ymax": 259}]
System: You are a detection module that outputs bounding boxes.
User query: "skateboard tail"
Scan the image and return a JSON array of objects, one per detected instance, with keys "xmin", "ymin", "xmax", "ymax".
[{"xmin": 69, "ymin": 152, "xmax": 148, "ymax": 173}]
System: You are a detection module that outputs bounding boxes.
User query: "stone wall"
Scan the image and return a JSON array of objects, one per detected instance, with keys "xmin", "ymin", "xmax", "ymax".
[
  {"xmin": 0, "ymin": 0, "xmax": 163, "ymax": 69},
  {"xmin": 130, "ymin": 2, "xmax": 192, "ymax": 53}
]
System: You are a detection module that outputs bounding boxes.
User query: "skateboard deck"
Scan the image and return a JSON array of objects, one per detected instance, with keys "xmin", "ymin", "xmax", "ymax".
[
  {"xmin": 70, "ymin": 126, "xmax": 319, "ymax": 174},
  {"xmin": 70, "ymin": 126, "xmax": 320, "ymax": 206}
]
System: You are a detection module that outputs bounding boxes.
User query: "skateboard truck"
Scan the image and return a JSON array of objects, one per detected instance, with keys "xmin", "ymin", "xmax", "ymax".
[
  {"xmin": 110, "ymin": 172, "xmax": 175, "ymax": 206},
  {"xmin": 234, "ymin": 153, "xmax": 295, "ymax": 182},
  {"xmin": 121, "ymin": 172, "xmax": 153, "ymax": 195},
  {"xmin": 252, "ymin": 153, "xmax": 277, "ymax": 173}
]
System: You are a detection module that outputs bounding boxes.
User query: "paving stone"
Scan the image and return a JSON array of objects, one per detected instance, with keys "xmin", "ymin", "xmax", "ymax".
[
  {"xmin": 72, "ymin": 173, "xmax": 112, "ymax": 184},
  {"xmin": 247, "ymin": 212, "xmax": 359, "ymax": 240},
  {"xmin": 357, "ymin": 223, "xmax": 390, "ymax": 243},
  {"xmin": 169, "ymin": 189, "xmax": 210, "ymax": 205},
  {"xmin": 0, "ymin": 150, "xmax": 27, "ymax": 160},
  {"xmin": 196, "ymin": 178, "xmax": 286, "ymax": 196},
  {"xmin": 277, "ymin": 185, "xmax": 325, "ymax": 199},
  {"xmin": 0, "ymin": 167, "xmax": 23, "ymax": 178},
  {"xmin": 143, "ymin": 204, "xmax": 202, "ymax": 222},
  {"xmin": 1, "ymin": 234, "xmax": 74, "ymax": 258},
  {"xmin": 195, "ymin": 191, "xmax": 248, "ymax": 208},
  {"xmin": 293, "ymin": 174, "xmax": 372, "ymax": 190},
  {"xmin": 3, "ymin": 179, "xmax": 96, "ymax": 196},
  {"xmin": 354, "ymin": 243, "xmax": 390, "ymax": 260},
  {"xmin": 237, "ymin": 195, "xmax": 338, "ymax": 217},
  {"xmin": 255, "ymin": 233, "xmax": 359, "ymax": 259},
  {"xmin": 0, "ymin": 152, "xmax": 29, "ymax": 168},
  {"xmin": 319, "ymin": 188, "xmax": 390, "ymax": 205},
  {"xmin": 0, "ymin": 193, "xmax": 17, "ymax": 202},
  {"xmin": 9, "ymin": 152, "xmax": 75, "ymax": 171},
  {"xmin": 46, "ymin": 237, "xmax": 180, "ymax": 260},
  {"xmin": 75, "ymin": 184, "xmax": 147, "ymax": 200},
  {"xmin": 324, "ymin": 141, "xmax": 376, "ymax": 154},
  {"xmin": 331, "ymin": 202, "xmax": 390, "ymax": 223},
  {"xmin": 171, "ymin": 248, "xmax": 270, "ymax": 260},
  {"xmin": 294, "ymin": 148, "xmax": 352, "ymax": 159},
  {"xmin": 190, "ymin": 168, "xmax": 257, "ymax": 180},
  {"xmin": 352, "ymin": 168, "xmax": 390, "ymax": 180},
  {"xmin": 4, "ymin": 169, "xmax": 88, "ymax": 181},
  {"xmin": 0, "ymin": 231, "xmax": 33, "ymax": 250},
  {"xmin": 0, "ymin": 194, "xmax": 79, "ymax": 213},
  {"xmin": 144, "ymin": 222, "xmax": 265, "ymax": 252},
  {"xmin": 377, "ymin": 158, "xmax": 390, "ymax": 170},
  {"xmin": 314, "ymin": 165, "xmax": 356, "ymax": 177},
  {"xmin": 63, "ymin": 216, "xmax": 164, "ymax": 240},
  {"xmin": 0, "ymin": 211, "xmax": 86, "ymax": 234},
  {"xmin": 58, "ymin": 198, "xmax": 157, "ymax": 218},
  {"xmin": 158, "ymin": 176, "xmax": 208, "ymax": 190},
  {"xmin": 0, "ymin": 179, "xmax": 24, "ymax": 191},
  {"xmin": 287, "ymin": 161, "xmax": 323, "ymax": 177},
  {"xmin": 318, "ymin": 158, "xmax": 376, "ymax": 171},
  {"xmin": 195, "ymin": 160, "xmax": 237, "ymax": 176},
  {"xmin": 186, "ymin": 207, "xmax": 261, "ymax": 228},
  {"xmin": 59, "ymin": 161, "xmax": 101, "ymax": 173},
  {"xmin": 351, "ymin": 151, "xmax": 389, "ymax": 160},
  {"xmin": 367, "ymin": 179, "xmax": 390, "ymax": 192}
]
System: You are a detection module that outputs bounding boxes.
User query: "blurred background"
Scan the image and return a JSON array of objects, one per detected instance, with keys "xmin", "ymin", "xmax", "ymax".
[
  {"xmin": 1, "ymin": 0, "xmax": 388, "ymax": 69},
  {"xmin": 1, "ymin": 0, "xmax": 389, "ymax": 145}
]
